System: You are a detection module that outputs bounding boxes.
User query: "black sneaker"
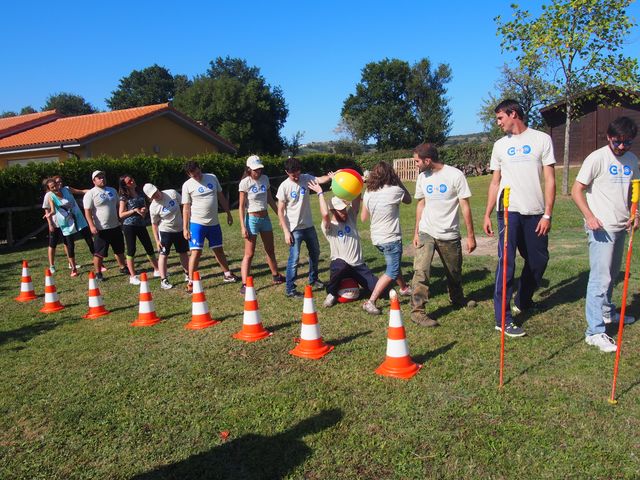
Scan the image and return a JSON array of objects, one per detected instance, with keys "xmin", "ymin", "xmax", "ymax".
[
  {"xmin": 310, "ymin": 280, "xmax": 325, "ymax": 290},
  {"xmin": 95, "ymin": 272, "xmax": 105, "ymax": 282},
  {"xmin": 495, "ymin": 323, "xmax": 526, "ymax": 337},
  {"xmin": 223, "ymin": 272, "xmax": 239, "ymax": 283},
  {"xmin": 286, "ymin": 290, "xmax": 304, "ymax": 299},
  {"xmin": 119, "ymin": 267, "xmax": 129, "ymax": 275}
]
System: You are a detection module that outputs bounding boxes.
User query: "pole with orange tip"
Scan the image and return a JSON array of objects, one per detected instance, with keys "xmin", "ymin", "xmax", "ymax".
[{"xmin": 499, "ymin": 186, "xmax": 510, "ymax": 388}]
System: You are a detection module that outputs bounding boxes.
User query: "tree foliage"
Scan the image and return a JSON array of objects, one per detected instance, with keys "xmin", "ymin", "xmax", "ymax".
[
  {"xmin": 42, "ymin": 92, "xmax": 97, "ymax": 117},
  {"xmin": 496, "ymin": 0, "xmax": 639, "ymax": 194},
  {"xmin": 479, "ymin": 62, "xmax": 554, "ymax": 139},
  {"xmin": 341, "ymin": 58, "xmax": 452, "ymax": 151},
  {"xmin": 106, "ymin": 64, "xmax": 189, "ymax": 110},
  {"xmin": 174, "ymin": 57, "xmax": 288, "ymax": 155}
]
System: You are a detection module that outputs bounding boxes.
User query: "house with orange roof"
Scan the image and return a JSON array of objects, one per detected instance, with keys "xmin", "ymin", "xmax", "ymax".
[{"xmin": 0, "ymin": 103, "xmax": 236, "ymax": 168}]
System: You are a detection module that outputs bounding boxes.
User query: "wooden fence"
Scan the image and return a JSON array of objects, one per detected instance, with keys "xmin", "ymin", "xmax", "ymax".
[{"xmin": 392, "ymin": 158, "xmax": 418, "ymax": 182}]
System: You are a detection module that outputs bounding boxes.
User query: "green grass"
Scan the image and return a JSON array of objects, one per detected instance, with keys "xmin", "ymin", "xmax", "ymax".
[{"xmin": 2, "ymin": 171, "xmax": 640, "ymax": 479}]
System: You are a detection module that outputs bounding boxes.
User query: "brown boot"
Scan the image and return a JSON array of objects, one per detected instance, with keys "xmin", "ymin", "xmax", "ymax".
[{"xmin": 411, "ymin": 314, "xmax": 440, "ymax": 327}]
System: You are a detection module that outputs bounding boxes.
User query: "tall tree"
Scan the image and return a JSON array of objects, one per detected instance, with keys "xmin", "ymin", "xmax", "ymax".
[
  {"xmin": 19, "ymin": 106, "xmax": 37, "ymax": 115},
  {"xmin": 174, "ymin": 57, "xmax": 288, "ymax": 155},
  {"xmin": 341, "ymin": 58, "xmax": 452, "ymax": 151},
  {"xmin": 42, "ymin": 93, "xmax": 96, "ymax": 116},
  {"xmin": 479, "ymin": 62, "xmax": 554, "ymax": 139},
  {"xmin": 106, "ymin": 64, "xmax": 189, "ymax": 110},
  {"xmin": 496, "ymin": 0, "xmax": 639, "ymax": 195}
]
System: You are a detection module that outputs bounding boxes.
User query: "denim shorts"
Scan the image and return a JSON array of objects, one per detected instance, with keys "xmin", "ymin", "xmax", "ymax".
[
  {"xmin": 245, "ymin": 215, "xmax": 273, "ymax": 236},
  {"xmin": 376, "ymin": 240, "xmax": 403, "ymax": 279}
]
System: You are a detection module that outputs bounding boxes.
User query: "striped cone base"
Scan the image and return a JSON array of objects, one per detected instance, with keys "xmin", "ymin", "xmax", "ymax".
[
  {"xmin": 83, "ymin": 272, "xmax": 110, "ymax": 319},
  {"xmin": 131, "ymin": 272, "xmax": 161, "ymax": 327},
  {"xmin": 15, "ymin": 260, "xmax": 37, "ymax": 302},
  {"xmin": 40, "ymin": 268, "xmax": 64, "ymax": 313},
  {"xmin": 375, "ymin": 290, "xmax": 421, "ymax": 379},
  {"xmin": 289, "ymin": 285, "xmax": 334, "ymax": 359},
  {"xmin": 185, "ymin": 271, "xmax": 219, "ymax": 330},
  {"xmin": 233, "ymin": 276, "xmax": 272, "ymax": 342}
]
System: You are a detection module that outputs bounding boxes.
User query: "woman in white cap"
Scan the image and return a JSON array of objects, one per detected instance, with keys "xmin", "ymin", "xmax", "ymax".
[
  {"xmin": 143, "ymin": 183, "xmax": 190, "ymax": 289},
  {"xmin": 238, "ymin": 155, "xmax": 285, "ymax": 294}
]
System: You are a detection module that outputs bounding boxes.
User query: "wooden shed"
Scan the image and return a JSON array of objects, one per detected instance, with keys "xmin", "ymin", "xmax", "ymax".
[{"xmin": 540, "ymin": 86, "xmax": 640, "ymax": 165}]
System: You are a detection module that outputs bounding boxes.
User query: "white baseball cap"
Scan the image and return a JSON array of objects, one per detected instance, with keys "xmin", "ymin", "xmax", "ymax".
[
  {"xmin": 246, "ymin": 155, "xmax": 265, "ymax": 170},
  {"xmin": 143, "ymin": 183, "xmax": 158, "ymax": 198},
  {"xmin": 91, "ymin": 170, "xmax": 105, "ymax": 180},
  {"xmin": 331, "ymin": 196, "xmax": 348, "ymax": 210}
]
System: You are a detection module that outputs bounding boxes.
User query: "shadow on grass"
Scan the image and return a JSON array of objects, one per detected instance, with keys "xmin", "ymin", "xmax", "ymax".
[
  {"xmin": 504, "ymin": 336, "xmax": 584, "ymax": 386},
  {"xmin": 132, "ymin": 408, "xmax": 343, "ymax": 480},
  {"xmin": 268, "ymin": 321, "xmax": 298, "ymax": 333},
  {"xmin": 328, "ymin": 330, "xmax": 373, "ymax": 348},
  {"xmin": 0, "ymin": 320, "xmax": 60, "ymax": 347},
  {"xmin": 413, "ymin": 341, "xmax": 457, "ymax": 365}
]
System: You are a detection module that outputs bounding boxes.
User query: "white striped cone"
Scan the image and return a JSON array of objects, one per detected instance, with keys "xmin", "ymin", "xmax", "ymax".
[
  {"xmin": 375, "ymin": 290, "xmax": 421, "ymax": 379},
  {"xmin": 83, "ymin": 271, "xmax": 109, "ymax": 319},
  {"xmin": 290, "ymin": 285, "xmax": 333, "ymax": 359},
  {"xmin": 131, "ymin": 272, "xmax": 160, "ymax": 327},
  {"xmin": 185, "ymin": 271, "xmax": 218, "ymax": 330},
  {"xmin": 15, "ymin": 260, "xmax": 37, "ymax": 302},
  {"xmin": 233, "ymin": 276, "xmax": 271, "ymax": 341},
  {"xmin": 40, "ymin": 268, "xmax": 64, "ymax": 313}
]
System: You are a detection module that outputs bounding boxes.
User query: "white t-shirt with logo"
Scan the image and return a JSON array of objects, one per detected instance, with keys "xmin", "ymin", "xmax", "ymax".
[
  {"xmin": 42, "ymin": 191, "xmax": 59, "ymax": 228},
  {"xmin": 362, "ymin": 185, "xmax": 406, "ymax": 245},
  {"xmin": 321, "ymin": 207, "xmax": 363, "ymax": 266},
  {"xmin": 239, "ymin": 175, "xmax": 270, "ymax": 213},
  {"xmin": 490, "ymin": 127, "xmax": 556, "ymax": 215},
  {"xmin": 415, "ymin": 165, "xmax": 472, "ymax": 241},
  {"xmin": 181, "ymin": 173, "xmax": 222, "ymax": 226},
  {"xmin": 576, "ymin": 146, "xmax": 640, "ymax": 232},
  {"xmin": 150, "ymin": 189, "xmax": 183, "ymax": 233},
  {"xmin": 83, "ymin": 186, "xmax": 120, "ymax": 230},
  {"xmin": 276, "ymin": 174, "xmax": 316, "ymax": 231}
]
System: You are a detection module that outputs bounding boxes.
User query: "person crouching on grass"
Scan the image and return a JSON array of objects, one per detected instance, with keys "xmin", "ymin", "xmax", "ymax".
[{"xmin": 307, "ymin": 180, "xmax": 379, "ymax": 309}]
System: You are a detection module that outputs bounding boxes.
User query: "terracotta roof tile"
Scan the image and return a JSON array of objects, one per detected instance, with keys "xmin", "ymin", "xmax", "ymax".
[{"xmin": 0, "ymin": 110, "xmax": 59, "ymax": 138}]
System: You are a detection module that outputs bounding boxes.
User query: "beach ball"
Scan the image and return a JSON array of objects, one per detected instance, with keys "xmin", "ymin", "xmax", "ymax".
[
  {"xmin": 331, "ymin": 169, "xmax": 363, "ymax": 202},
  {"xmin": 337, "ymin": 278, "xmax": 360, "ymax": 303}
]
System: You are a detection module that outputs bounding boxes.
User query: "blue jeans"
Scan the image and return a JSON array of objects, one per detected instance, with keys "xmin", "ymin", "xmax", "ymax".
[
  {"xmin": 585, "ymin": 229, "xmax": 626, "ymax": 336},
  {"xmin": 286, "ymin": 226, "xmax": 321, "ymax": 294},
  {"xmin": 376, "ymin": 240, "xmax": 403, "ymax": 280}
]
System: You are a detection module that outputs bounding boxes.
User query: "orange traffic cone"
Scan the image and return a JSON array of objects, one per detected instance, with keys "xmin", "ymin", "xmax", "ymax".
[
  {"xmin": 289, "ymin": 285, "xmax": 334, "ymax": 359},
  {"xmin": 233, "ymin": 276, "xmax": 272, "ymax": 341},
  {"xmin": 375, "ymin": 290, "xmax": 421, "ymax": 379},
  {"xmin": 15, "ymin": 260, "xmax": 37, "ymax": 302},
  {"xmin": 40, "ymin": 268, "xmax": 64, "ymax": 313},
  {"xmin": 131, "ymin": 272, "xmax": 161, "ymax": 327},
  {"xmin": 83, "ymin": 271, "xmax": 110, "ymax": 319},
  {"xmin": 185, "ymin": 271, "xmax": 219, "ymax": 330}
]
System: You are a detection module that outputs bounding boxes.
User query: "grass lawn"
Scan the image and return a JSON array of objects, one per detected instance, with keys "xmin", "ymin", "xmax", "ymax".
[{"xmin": 2, "ymin": 170, "xmax": 640, "ymax": 479}]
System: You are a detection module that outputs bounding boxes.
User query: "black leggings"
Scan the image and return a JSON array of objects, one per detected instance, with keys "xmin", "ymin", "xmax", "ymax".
[
  {"xmin": 63, "ymin": 227, "xmax": 94, "ymax": 259},
  {"xmin": 123, "ymin": 225, "xmax": 155, "ymax": 258}
]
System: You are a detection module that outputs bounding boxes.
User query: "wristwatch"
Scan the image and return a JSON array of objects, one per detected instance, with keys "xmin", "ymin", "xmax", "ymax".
[{"xmin": 542, "ymin": 214, "xmax": 551, "ymax": 220}]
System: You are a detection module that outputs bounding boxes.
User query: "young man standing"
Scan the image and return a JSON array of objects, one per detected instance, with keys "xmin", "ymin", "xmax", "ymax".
[
  {"xmin": 307, "ymin": 181, "xmax": 378, "ymax": 310},
  {"xmin": 571, "ymin": 117, "xmax": 639, "ymax": 352},
  {"xmin": 83, "ymin": 170, "xmax": 127, "ymax": 281},
  {"xmin": 483, "ymin": 99, "xmax": 556, "ymax": 337},
  {"xmin": 276, "ymin": 157, "xmax": 332, "ymax": 298},
  {"xmin": 411, "ymin": 143, "xmax": 477, "ymax": 327},
  {"xmin": 182, "ymin": 161, "xmax": 238, "ymax": 292}
]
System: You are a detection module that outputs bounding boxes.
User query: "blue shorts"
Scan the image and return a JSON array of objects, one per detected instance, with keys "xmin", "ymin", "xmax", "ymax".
[
  {"xmin": 376, "ymin": 240, "xmax": 403, "ymax": 279},
  {"xmin": 245, "ymin": 215, "xmax": 273, "ymax": 236},
  {"xmin": 189, "ymin": 223, "xmax": 223, "ymax": 250}
]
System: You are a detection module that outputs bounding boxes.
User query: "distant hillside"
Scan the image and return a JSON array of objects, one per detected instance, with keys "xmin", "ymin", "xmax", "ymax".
[{"xmin": 445, "ymin": 132, "xmax": 491, "ymax": 145}]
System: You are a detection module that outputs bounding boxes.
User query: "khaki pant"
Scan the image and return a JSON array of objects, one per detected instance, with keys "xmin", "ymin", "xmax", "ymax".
[{"xmin": 411, "ymin": 232, "xmax": 464, "ymax": 320}]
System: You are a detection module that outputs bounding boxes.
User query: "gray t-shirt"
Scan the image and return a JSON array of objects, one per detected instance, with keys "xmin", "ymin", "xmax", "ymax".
[
  {"xmin": 576, "ymin": 146, "xmax": 640, "ymax": 232},
  {"xmin": 83, "ymin": 186, "xmax": 120, "ymax": 230},
  {"xmin": 181, "ymin": 173, "xmax": 222, "ymax": 226},
  {"xmin": 150, "ymin": 189, "xmax": 183, "ymax": 233},
  {"xmin": 239, "ymin": 175, "xmax": 270, "ymax": 213},
  {"xmin": 276, "ymin": 174, "xmax": 316, "ymax": 231},
  {"xmin": 363, "ymin": 185, "xmax": 406, "ymax": 245},
  {"xmin": 321, "ymin": 206, "xmax": 363, "ymax": 266}
]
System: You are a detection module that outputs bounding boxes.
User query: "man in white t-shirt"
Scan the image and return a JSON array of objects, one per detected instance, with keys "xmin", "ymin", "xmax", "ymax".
[
  {"xmin": 182, "ymin": 161, "xmax": 237, "ymax": 292},
  {"xmin": 276, "ymin": 157, "xmax": 332, "ymax": 298},
  {"xmin": 571, "ymin": 117, "xmax": 639, "ymax": 352},
  {"xmin": 307, "ymin": 181, "xmax": 378, "ymax": 308},
  {"xmin": 483, "ymin": 99, "xmax": 556, "ymax": 337},
  {"xmin": 410, "ymin": 143, "xmax": 477, "ymax": 327}
]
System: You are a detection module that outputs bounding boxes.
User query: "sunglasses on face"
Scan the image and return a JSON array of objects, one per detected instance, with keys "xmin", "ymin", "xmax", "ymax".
[{"xmin": 612, "ymin": 139, "xmax": 633, "ymax": 148}]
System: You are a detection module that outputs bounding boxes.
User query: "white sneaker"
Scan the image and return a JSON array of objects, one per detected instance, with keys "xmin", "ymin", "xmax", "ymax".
[
  {"xmin": 184, "ymin": 273, "xmax": 190, "ymax": 282},
  {"xmin": 398, "ymin": 286, "xmax": 412, "ymax": 296},
  {"xmin": 160, "ymin": 278, "xmax": 173, "ymax": 290},
  {"xmin": 323, "ymin": 293, "xmax": 337, "ymax": 308},
  {"xmin": 362, "ymin": 300, "xmax": 381, "ymax": 315},
  {"xmin": 153, "ymin": 270, "xmax": 161, "ymax": 278},
  {"xmin": 68, "ymin": 262, "xmax": 81, "ymax": 270},
  {"xmin": 585, "ymin": 333, "xmax": 617, "ymax": 353},
  {"xmin": 129, "ymin": 275, "xmax": 141, "ymax": 285},
  {"xmin": 49, "ymin": 265, "xmax": 56, "ymax": 274},
  {"xmin": 603, "ymin": 313, "xmax": 636, "ymax": 325}
]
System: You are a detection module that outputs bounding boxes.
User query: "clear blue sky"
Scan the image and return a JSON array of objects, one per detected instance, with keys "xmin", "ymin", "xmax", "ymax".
[{"xmin": 2, "ymin": 1, "xmax": 639, "ymax": 142}]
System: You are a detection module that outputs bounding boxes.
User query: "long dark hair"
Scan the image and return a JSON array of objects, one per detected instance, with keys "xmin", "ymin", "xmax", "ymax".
[
  {"xmin": 118, "ymin": 173, "xmax": 141, "ymax": 200},
  {"xmin": 366, "ymin": 161, "xmax": 401, "ymax": 192}
]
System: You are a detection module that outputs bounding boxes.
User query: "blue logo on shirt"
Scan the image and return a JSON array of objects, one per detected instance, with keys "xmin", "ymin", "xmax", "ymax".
[
  {"xmin": 100, "ymin": 193, "xmax": 108, "ymax": 200},
  {"xmin": 207, "ymin": 183, "xmax": 214, "ymax": 190},
  {"xmin": 291, "ymin": 191, "xmax": 298, "ymax": 199},
  {"xmin": 337, "ymin": 225, "xmax": 351, "ymax": 238},
  {"xmin": 439, "ymin": 184, "xmax": 447, "ymax": 193},
  {"xmin": 251, "ymin": 186, "xmax": 259, "ymax": 193},
  {"xmin": 507, "ymin": 145, "xmax": 532, "ymax": 156},
  {"xmin": 107, "ymin": 191, "xmax": 114, "ymax": 198},
  {"xmin": 624, "ymin": 165, "xmax": 632, "ymax": 176},
  {"xmin": 198, "ymin": 187, "xmax": 205, "ymax": 193},
  {"xmin": 300, "ymin": 187, "xmax": 306, "ymax": 195},
  {"xmin": 260, "ymin": 185, "xmax": 267, "ymax": 192},
  {"xmin": 426, "ymin": 185, "xmax": 434, "ymax": 194},
  {"xmin": 168, "ymin": 200, "xmax": 175, "ymax": 207}
]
